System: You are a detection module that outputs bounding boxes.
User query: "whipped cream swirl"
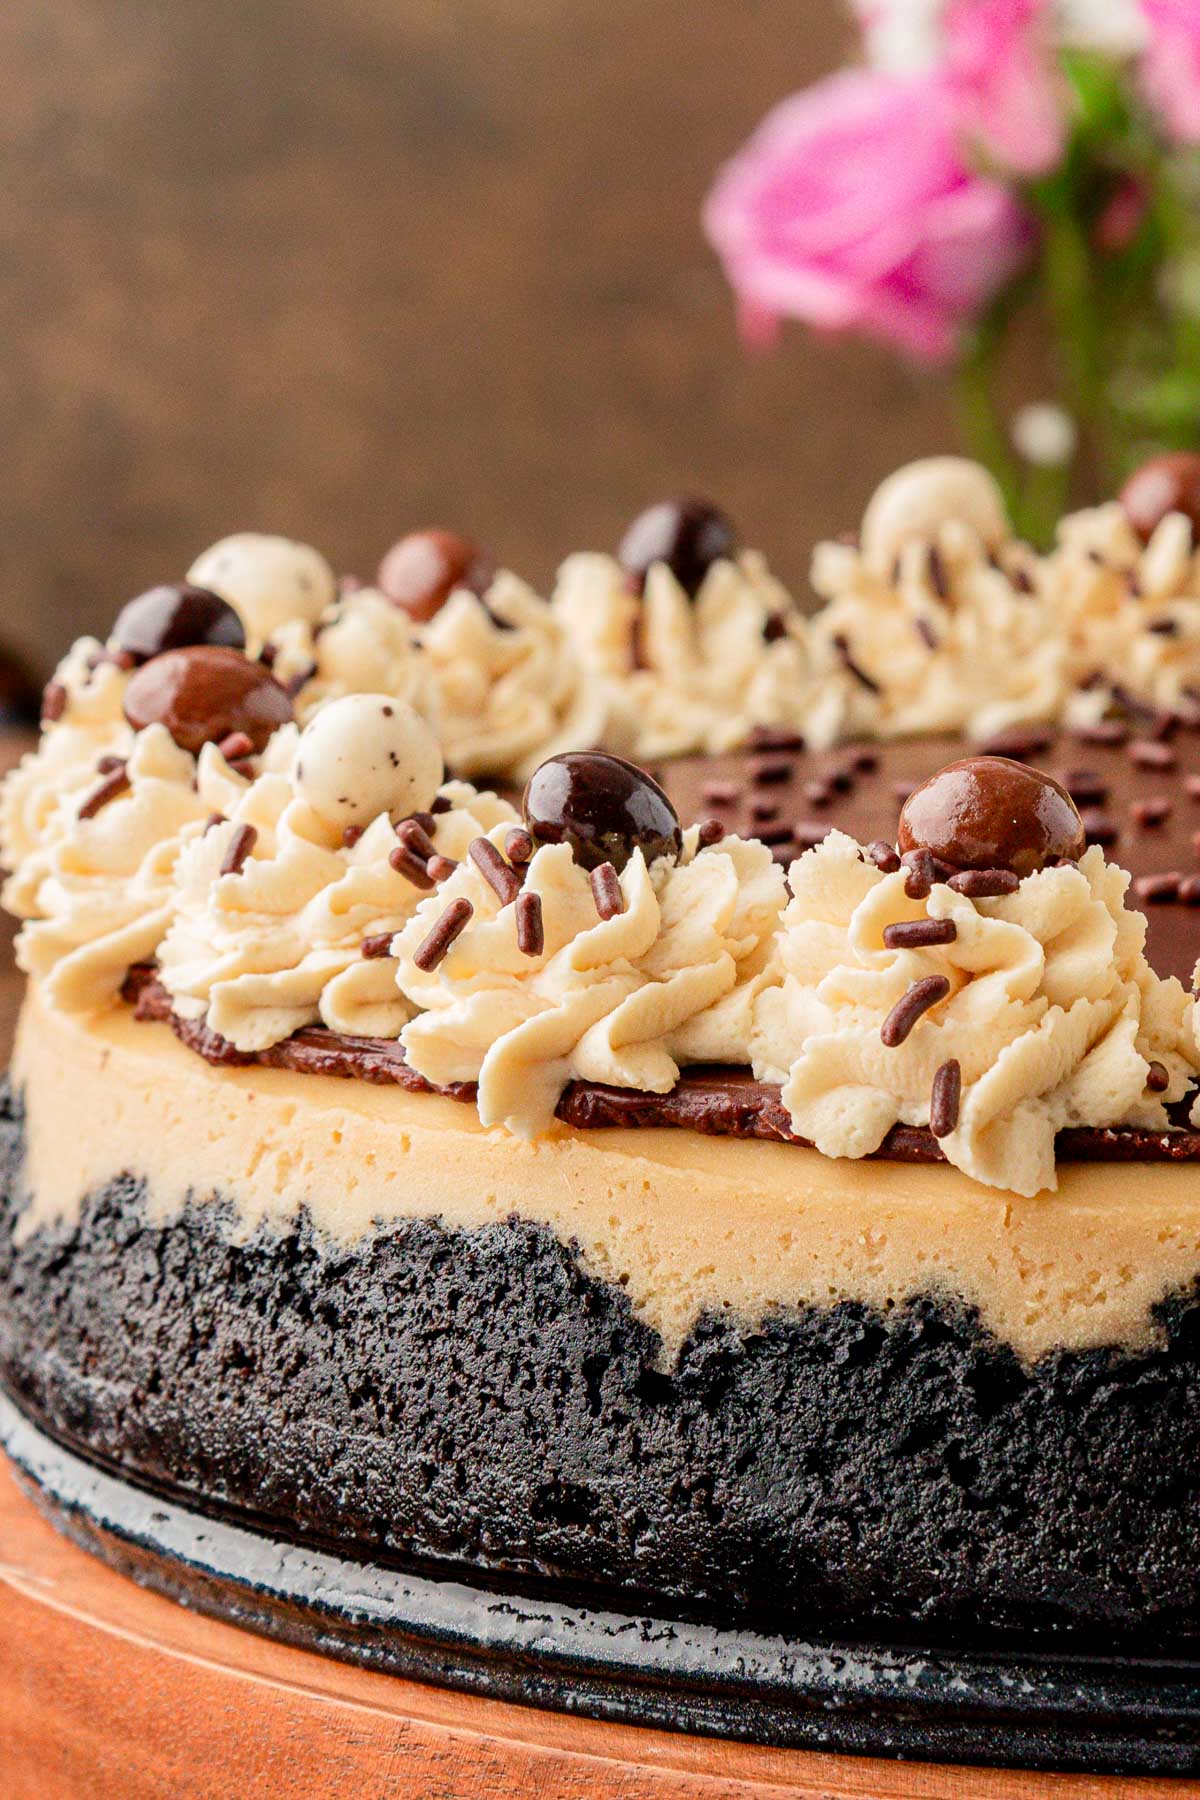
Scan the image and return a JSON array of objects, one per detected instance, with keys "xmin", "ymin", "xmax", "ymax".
[
  {"xmin": 159, "ymin": 760, "xmax": 516, "ymax": 1053},
  {"xmin": 395, "ymin": 827, "xmax": 786, "ymax": 1137},
  {"xmin": 752, "ymin": 831, "xmax": 1200, "ymax": 1196},
  {"xmin": 551, "ymin": 549, "xmax": 809, "ymax": 759}
]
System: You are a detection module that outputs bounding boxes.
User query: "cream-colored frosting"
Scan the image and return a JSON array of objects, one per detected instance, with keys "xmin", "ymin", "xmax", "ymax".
[
  {"xmin": 1043, "ymin": 501, "xmax": 1200, "ymax": 719},
  {"xmin": 0, "ymin": 638, "xmax": 131, "ymax": 874},
  {"xmin": 268, "ymin": 586, "xmax": 440, "ymax": 730},
  {"xmin": 806, "ymin": 461, "xmax": 1061, "ymax": 748},
  {"xmin": 158, "ymin": 738, "xmax": 516, "ymax": 1051},
  {"xmin": 551, "ymin": 549, "xmax": 811, "ymax": 759},
  {"xmin": 753, "ymin": 832, "xmax": 1200, "ymax": 1197},
  {"xmin": 395, "ymin": 826, "xmax": 785, "ymax": 1137},
  {"xmin": 4, "ymin": 725, "xmax": 216, "ymax": 1012},
  {"xmin": 417, "ymin": 572, "xmax": 633, "ymax": 782},
  {"xmin": 15, "ymin": 989, "xmax": 1200, "ymax": 1365}
]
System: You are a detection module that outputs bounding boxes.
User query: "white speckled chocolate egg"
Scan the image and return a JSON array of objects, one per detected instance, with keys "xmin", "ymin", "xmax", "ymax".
[
  {"xmin": 187, "ymin": 533, "xmax": 336, "ymax": 643},
  {"xmin": 860, "ymin": 459, "xmax": 1008, "ymax": 575},
  {"xmin": 293, "ymin": 694, "xmax": 443, "ymax": 831}
]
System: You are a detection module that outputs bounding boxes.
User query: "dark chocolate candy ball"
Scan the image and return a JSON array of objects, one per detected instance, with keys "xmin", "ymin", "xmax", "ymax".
[
  {"xmin": 1119, "ymin": 452, "xmax": 1200, "ymax": 545},
  {"xmin": 897, "ymin": 756, "xmax": 1085, "ymax": 879},
  {"xmin": 377, "ymin": 529, "xmax": 495, "ymax": 623},
  {"xmin": 617, "ymin": 499, "xmax": 737, "ymax": 598},
  {"xmin": 123, "ymin": 646, "xmax": 293, "ymax": 756},
  {"xmin": 522, "ymin": 751, "xmax": 682, "ymax": 873},
  {"xmin": 111, "ymin": 583, "xmax": 246, "ymax": 664}
]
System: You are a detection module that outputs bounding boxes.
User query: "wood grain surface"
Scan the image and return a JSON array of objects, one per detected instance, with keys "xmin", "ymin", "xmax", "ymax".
[
  {"xmin": 0, "ymin": 0, "xmax": 971, "ymax": 681},
  {"xmin": 0, "ymin": 1453, "xmax": 1186, "ymax": 1800}
]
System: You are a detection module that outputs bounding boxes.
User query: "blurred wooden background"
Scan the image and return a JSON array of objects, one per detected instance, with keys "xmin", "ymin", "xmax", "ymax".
[{"xmin": 0, "ymin": 0, "xmax": 961, "ymax": 680}]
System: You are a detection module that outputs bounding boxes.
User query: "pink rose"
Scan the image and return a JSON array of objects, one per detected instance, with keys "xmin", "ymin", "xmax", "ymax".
[
  {"xmin": 1140, "ymin": 0, "xmax": 1200, "ymax": 143},
  {"xmin": 942, "ymin": 0, "xmax": 1066, "ymax": 174},
  {"xmin": 703, "ymin": 70, "xmax": 1033, "ymax": 364}
]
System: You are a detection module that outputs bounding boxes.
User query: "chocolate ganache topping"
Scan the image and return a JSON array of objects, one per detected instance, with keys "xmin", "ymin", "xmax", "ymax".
[
  {"xmin": 1119, "ymin": 451, "xmax": 1200, "ymax": 546},
  {"xmin": 377, "ymin": 529, "xmax": 495, "ymax": 623},
  {"xmin": 123, "ymin": 645, "xmax": 293, "ymax": 754},
  {"xmin": 897, "ymin": 755, "xmax": 1087, "ymax": 879},
  {"xmin": 522, "ymin": 750, "xmax": 683, "ymax": 872},
  {"xmin": 616, "ymin": 499, "xmax": 737, "ymax": 599},
  {"xmin": 110, "ymin": 584, "xmax": 246, "ymax": 665}
]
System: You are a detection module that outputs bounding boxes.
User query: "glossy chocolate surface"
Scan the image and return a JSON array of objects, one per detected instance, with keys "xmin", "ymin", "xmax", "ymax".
[
  {"xmin": 110, "ymin": 584, "xmax": 246, "ymax": 664},
  {"xmin": 124, "ymin": 970, "xmax": 1200, "ymax": 1164},
  {"xmin": 898, "ymin": 756, "xmax": 1086, "ymax": 877},
  {"xmin": 656, "ymin": 724, "xmax": 1200, "ymax": 989},
  {"xmin": 522, "ymin": 750, "xmax": 682, "ymax": 873},
  {"xmin": 616, "ymin": 498, "xmax": 736, "ymax": 598},
  {"xmin": 377, "ymin": 529, "xmax": 494, "ymax": 623},
  {"xmin": 122, "ymin": 645, "xmax": 293, "ymax": 755}
]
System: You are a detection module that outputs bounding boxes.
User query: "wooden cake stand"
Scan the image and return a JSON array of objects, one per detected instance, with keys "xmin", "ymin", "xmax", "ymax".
[{"xmin": 0, "ymin": 1445, "xmax": 1190, "ymax": 1800}]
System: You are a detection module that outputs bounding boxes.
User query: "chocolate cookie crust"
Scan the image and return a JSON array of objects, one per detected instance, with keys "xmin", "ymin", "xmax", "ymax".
[{"xmin": 2, "ymin": 1080, "xmax": 1200, "ymax": 1647}]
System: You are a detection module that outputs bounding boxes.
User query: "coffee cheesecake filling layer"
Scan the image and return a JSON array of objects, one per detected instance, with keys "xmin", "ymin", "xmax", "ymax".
[{"xmin": 16, "ymin": 986, "xmax": 1200, "ymax": 1364}]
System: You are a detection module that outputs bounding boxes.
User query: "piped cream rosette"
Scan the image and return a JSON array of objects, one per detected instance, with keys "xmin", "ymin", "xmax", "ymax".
[
  {"xmin": 6, "ymin": 724, "xmax": 216, "ymax": 1012},
  {"xmin": 0, "ymin": 639, "xmax": 132, "ymax": 877},
  {"xmin": 417, "ymin": 570, "xmax": 635, "ymax": 782},
  {"xmin": 394, "ymin": 826, "xmax": 786, "ymax": 1138},
  {"xmin": 551, "ymin": 549, "xmax": 809, "ymax": 759},
  {"xmin": 158, "ymin": 697, "xmax": 515, "ymax": 1052},
  {"xmin": 806, "ymin": 459, "xmax": 1062, "ymax": 748},
  {"xmin": 752, "ymin": 831, "xmax": 1200, "ymax": 1197},
  {"xmin": 1045, "ymin": 501, "xmax": 1200, "ymax": 721}
]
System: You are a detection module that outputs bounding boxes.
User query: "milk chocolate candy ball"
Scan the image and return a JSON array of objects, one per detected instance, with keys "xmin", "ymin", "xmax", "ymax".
[
  {"xmin": 898, "ymin": 756, "xmax": 1085, "ymax": 880},
  {"xmin": 617, "ymin": 499, "xmax": 737, "ymax": 598},
  {"xmin": 1119, "ymin": 452, "xmax": 1200, "ymax": 545},
  {"xmin": 111, "ymin": 584, "xmax": 246, "ymax": 665},
  {"xmin": 377, "ymin": 530, "xmax": 495, "ymax": 623},
  {"xmin": 123, "ymin": 646, "xmax": 293, "ymax": 756},
  {"xmin": 522, "ymin": 751, "xmax": 682, "ymax": 873},
  {"xmin": 293, "ymin": 694, "xmax": 443, "ymax": 832}
]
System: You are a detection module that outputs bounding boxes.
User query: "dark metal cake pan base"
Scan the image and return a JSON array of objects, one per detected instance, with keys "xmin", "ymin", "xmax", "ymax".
[{"xmin": 4, "ymin": 1392, "xmax": 1200, "ymax": 1777}]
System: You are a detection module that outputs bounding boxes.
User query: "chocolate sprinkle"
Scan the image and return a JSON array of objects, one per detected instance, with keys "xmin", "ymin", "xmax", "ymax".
[
  {"xmin": 902, "ymin": 848, "xmax": 936, "ymax": 900},
  {"xmin": 388, "ymin": 842, "xmax": 436, "ymax": 890},
  {"xmin": 929, "ymin": 1060, "xmax": 961, "ymax": 1139},
  {"xmin": 927, "ymin": 544, "xmax": 950, "ymax": 601},
  {"xmin": 76, "ymin": 763, "xmax": 130, "ymax": 820},
  {"xmin": 1130, "ymin": 739, "xmax": 1177, "ymax": 770},
  {"xmin": 590, "ymin": 861, "xmax": 624, "ymax": 920},
  {"xmin": 413, "ymin": 897, "xmax": 473, "ymax": 971},
  {"xmin": 881, "ymin": 975, "xmax": 951, "ymax": 1047},
  {"xmin": 946, "ymin": 868, "xmax": 1020, "ymax": 897},
  {"xmin": 1134, "ymin": 872, "xmax": 1180, "ymax": 903},
  {"xmin": 469, "ymin": 837, "xmax": 521, "ymax": 907},
  {"xmin": 41, "ymin": 681, "xmax": 67, "ymax": 724},
  {"xmin": 505, "ymin": 827, "xmax": 534, "ymax": 865},
  {"xmin": 882, "ymin": 918, "xmax": 958, "ymax": 949},
  {"xmin": 697, "ymin": 818, "xmax": 725, "ymax": 846},
  {"xmin": 218, "ymin": 731, "xmax": 255, "ymax": 762},
  {"xmin": 515, "ymin": 889, "xmax": 544, "ymax": 957},
  {"xmin": 396, "ymin": 818, "xmax": 438, "ymax": 862},
  {"xmin": 341, "ymin": 824, "xmax": 365, "ymax": 849},
  {"xmin": 914, "ymin": 617, "xmax": 939, "ymax": 652},
  {"xmin": 1147, "ymin": 1060, "xmax": 1171, "ymax": 1093},
  {"xmin": 426, "ymin": 854, "xmax": 459, "ymax": 883},
  {"xmin": 832, "ymin": 632, "xmax": 881, "ymax": 695},
  {"xmin": 867, "ymin": 841, "xmax": 901, "ymax": 873},
  {"xmin": 219, "ymin": 822, "xmax": 258, "ymax": 877},
  {"xmin": 361, "ymin": 931, "xmax": 395, "ymax": 960}
]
